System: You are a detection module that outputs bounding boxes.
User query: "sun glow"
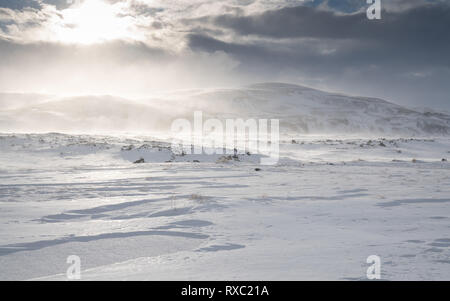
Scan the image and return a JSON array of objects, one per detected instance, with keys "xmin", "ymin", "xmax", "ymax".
[{"xmin": 54, "ymin": 0, "xmax": 134, "ymax": 44}]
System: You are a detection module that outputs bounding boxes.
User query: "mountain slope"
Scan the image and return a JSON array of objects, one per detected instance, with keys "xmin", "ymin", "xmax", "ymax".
[
  {"xmin": 160, "ymin": 83, "xmax": 450, "ymax": 135},
  {"xmin": 0, "ymin": 83, "xmax": 449, "ymax": 136}
]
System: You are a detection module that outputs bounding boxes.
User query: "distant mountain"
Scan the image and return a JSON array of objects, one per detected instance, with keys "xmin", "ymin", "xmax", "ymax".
[
  {"xmin": 1, "ymin": 83, "xmax": 449, "ymax": 136},
  {"xmin": 151, "ymin": 82, "xmax": 450, "ymax": 136}
]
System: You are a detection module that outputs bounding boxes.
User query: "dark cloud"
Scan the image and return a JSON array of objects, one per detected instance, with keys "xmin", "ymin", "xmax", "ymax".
[
  {"xmin": 212, "ymin": 4, "xmax": 450, "ymax": 45},
  {"xmin": 188, "ymin": 3, "xmax": 450, "ymax": 70},
  {"xmin": 186, "ymin": 2, "xmax": 450, "ymax": 70},
  {"xmin": 0, "ymin": 0, "xmax": 41, "ymax": 10},
  {"xmin": 185, "ymin": 2, "xmax": 450, "ymax": 110}
]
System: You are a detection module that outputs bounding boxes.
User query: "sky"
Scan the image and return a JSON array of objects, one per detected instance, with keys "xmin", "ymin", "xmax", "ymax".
[{"xmin": 0, "ymin": 0, "xmax": 449, "ymax": 111}]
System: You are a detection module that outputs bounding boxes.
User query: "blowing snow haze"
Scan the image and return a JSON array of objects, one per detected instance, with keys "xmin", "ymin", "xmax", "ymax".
[
  {"xmin": 1, "ymin": 83, "xmax": 450, "ymax": 136},
  {"xmin": 0, "ymin": 0, "xmax": 449, "ymax": 117}
]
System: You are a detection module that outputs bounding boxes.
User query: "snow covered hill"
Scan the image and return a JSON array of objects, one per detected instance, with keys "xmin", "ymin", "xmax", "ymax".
[
  {"xmin": 1, "ymin": 83, "xmax": 449, "ymax": 136},
  {"xmin": 161, "ymin": 83, "xmax": 450, "ymax": 136}
]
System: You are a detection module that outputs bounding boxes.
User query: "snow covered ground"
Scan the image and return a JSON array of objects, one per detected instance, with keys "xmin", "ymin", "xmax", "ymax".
[{"xmin": 0, "ymin": 133, "xmax": 449, "ymax": 280}]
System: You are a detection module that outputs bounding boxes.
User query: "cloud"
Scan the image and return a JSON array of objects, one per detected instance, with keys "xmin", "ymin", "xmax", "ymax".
[
  {"xmin": 0, "ymin": 0, "xmax": 449, "ymax": 110},
  {"xmin": 208, "ymin": 3, "xmax": 450, "ymax": 46},
  {"xmin": 187, "ymin": 3, "xmax": 450, "ymax": 71},
  {"xmin": 0, "ymin": 0, "xmax": 41, "ymax": 10},
  {"xmin": 183, "ymin": 1, "xmax": 450, "ymax": 109}
]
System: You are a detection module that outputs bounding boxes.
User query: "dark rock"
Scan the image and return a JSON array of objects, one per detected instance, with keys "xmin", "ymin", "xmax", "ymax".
[{"xmin": 121, "ymin": 145, "xmax": 134, "ymax": 151}]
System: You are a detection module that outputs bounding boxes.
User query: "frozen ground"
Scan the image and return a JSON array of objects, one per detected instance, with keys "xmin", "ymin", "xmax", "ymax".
[{"xmin": 0, "ymin": 133, "xmax": 449, "ymax": 280}]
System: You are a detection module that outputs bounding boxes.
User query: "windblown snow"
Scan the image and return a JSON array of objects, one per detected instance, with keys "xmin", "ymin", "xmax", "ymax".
[
  {"xmin": 1, "ymin": 83, "xmax": 449, "ymax": 136},
  {"xmin": 0, "ymin": 83, "xmax": 449, "ymax": 280}
]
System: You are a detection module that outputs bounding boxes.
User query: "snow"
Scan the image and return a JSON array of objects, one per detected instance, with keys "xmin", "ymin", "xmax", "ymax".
[
  {"xmin": 0, "ymin": 133, "xmax": 449, "ymax": 280},
  {"xmin": 1, "ymin": 83, "xmax": 450, "ymax": 136},
  {"xmin": 0, "ymin": 83, "xmax": 449, "ymax": 280}
]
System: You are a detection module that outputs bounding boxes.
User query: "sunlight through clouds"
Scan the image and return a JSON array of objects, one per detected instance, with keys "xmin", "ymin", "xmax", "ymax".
[
  {"xmin": 0, "ymin": 0, "xmax": 154, "ymax": 44},
  {"xmin": 53, "ymin": 0, "xmax": 136, "ymax": 44},
  {"xmin": 0, "ymin": 0, "xmax": 311, "ymax": 45}
]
